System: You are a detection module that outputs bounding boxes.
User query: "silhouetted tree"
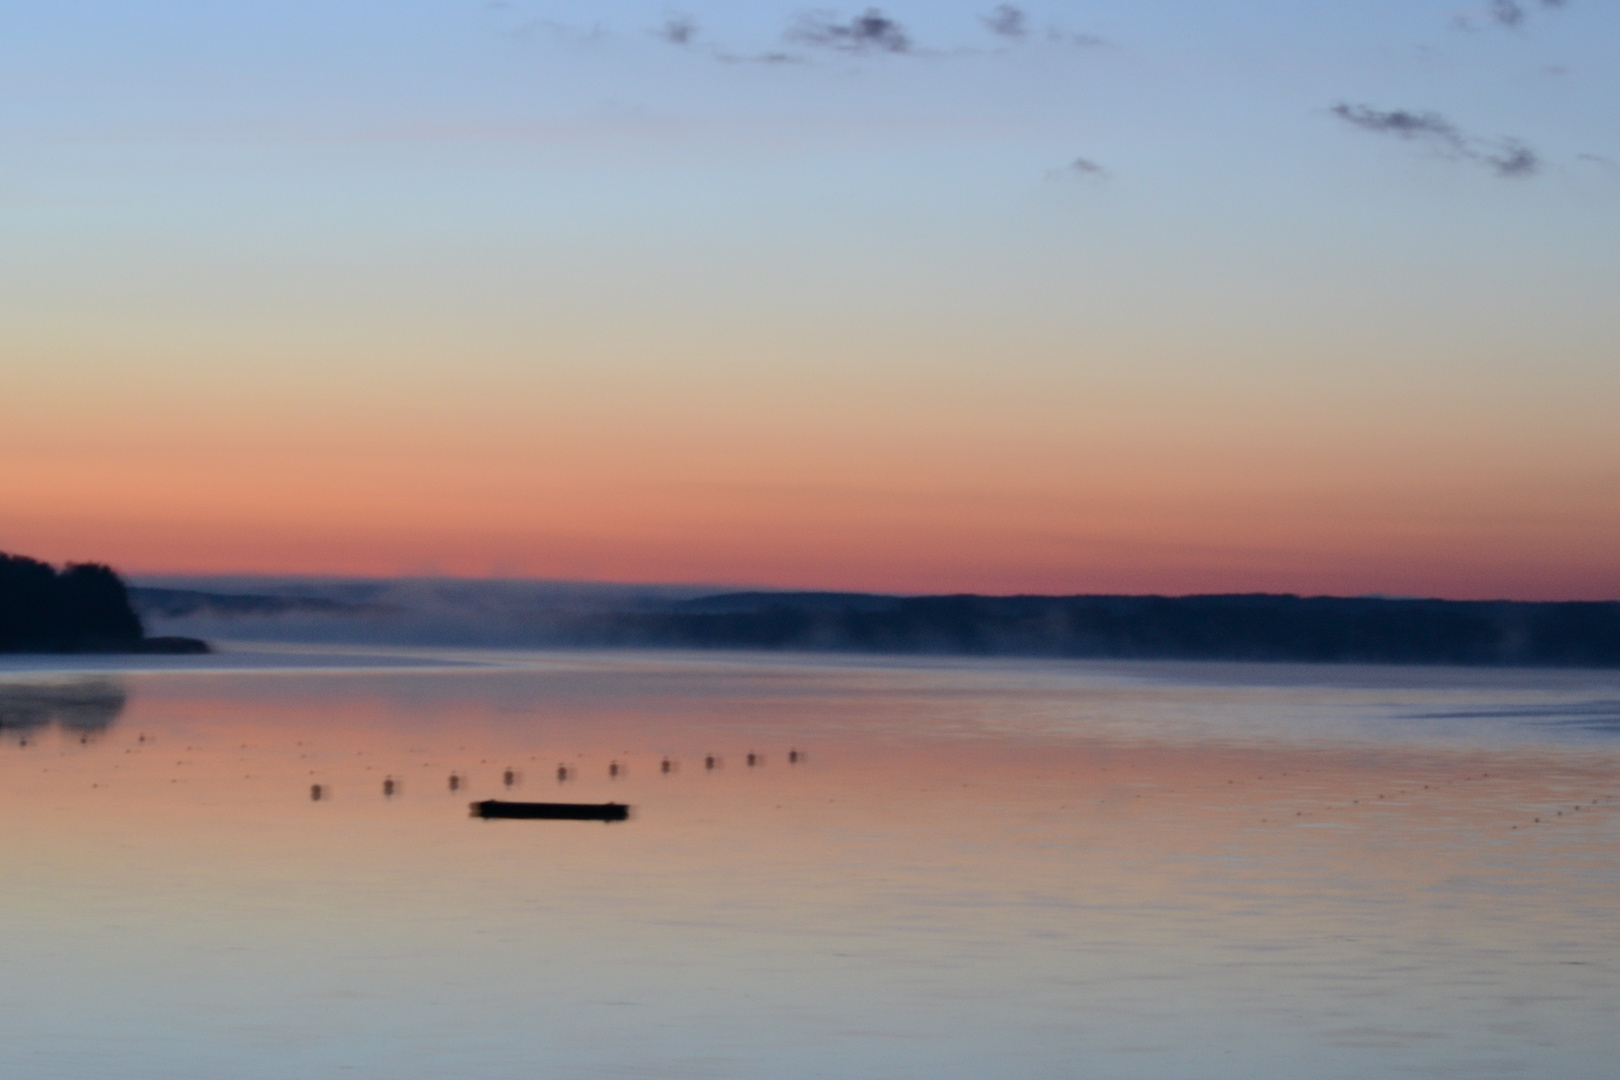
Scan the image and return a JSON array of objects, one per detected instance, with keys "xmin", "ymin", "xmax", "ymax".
[{"xmin": 0, "ymin": 553, "xmax": 147, "ymax": 651}]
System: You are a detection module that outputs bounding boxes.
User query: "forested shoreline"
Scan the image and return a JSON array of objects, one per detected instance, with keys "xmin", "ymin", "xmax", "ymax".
[
  {"xmin": 122, "ymin": 577, "xmax": 1620, "ymax": 667},
  {"xmin": 1, "ymin": 553, "xmax": 206, "ymax": 654},
  {"xmin": 591, "ymin": 591, "xmax": 1620, "ymax": 667}
]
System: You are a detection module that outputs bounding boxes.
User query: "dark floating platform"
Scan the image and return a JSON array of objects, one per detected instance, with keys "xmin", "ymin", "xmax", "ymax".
[{"xmin": 470, "ymin": 799, "xmax": 629, "ymax": 822}]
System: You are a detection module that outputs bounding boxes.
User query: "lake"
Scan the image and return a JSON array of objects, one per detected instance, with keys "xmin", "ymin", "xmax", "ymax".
[{"xmin": 2, "ymin": 647, "xmax": 1618, "ymax": 1078}]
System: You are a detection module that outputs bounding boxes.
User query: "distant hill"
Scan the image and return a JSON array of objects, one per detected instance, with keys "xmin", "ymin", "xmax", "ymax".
[
  {"xmin": 590, "ymin": 591, "xmax": 1620, "ymax": 668},
  {"xmin": 123, "ymin": 574, "xmax": 1620, "ymax": 668},
  {"xmin": 0, "ymin": 553, "xmax": 208, "ymax": 654}
]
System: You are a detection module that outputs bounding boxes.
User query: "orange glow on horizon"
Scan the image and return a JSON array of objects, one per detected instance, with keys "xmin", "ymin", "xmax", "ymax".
[{"xmin": 3, "ymin": 443, "xmax": 1616, "ymax": 599}]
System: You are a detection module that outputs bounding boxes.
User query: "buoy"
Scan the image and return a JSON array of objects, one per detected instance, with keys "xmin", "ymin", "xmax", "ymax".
[
  {"xmin": 705, "ymin": 755, "xmax": 716, "ymax": 770},
  {"xmin": 383, "ymin": 777, "xmax": 396, "ymax": 797},
  {"xmin": 448, "ymin": 773, "xmax": 461, "ymax": 792},
  {"xmin": 661, "ymin": 758, "xmax": 672, "ymax": 774},
  {"xmin": 503, "ymin": 768, "xmax": 516, "ymax": 787},
  {"xmin": 311, "ymin": 784, "xmax": 324, "ymax": 801}
]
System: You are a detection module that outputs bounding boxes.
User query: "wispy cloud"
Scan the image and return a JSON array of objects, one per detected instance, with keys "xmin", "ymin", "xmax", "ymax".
[
  {"xmin": 513, "ymin": 5, "xmax": 1105, "ymax": 67},
  {"xmin": 1048, "ymin": 156, "xmax": 1109, "ymax": 181},
  {"xmin": 1332, "ymin": 105, "xmax": 1463, "ymax": 143},
  {"xmin": 1330, "ymin": 103, "xmax": 1539, "ymax": 177},
  {"xmin": 1481, "ymin": 142, "xmax": 1538, "ymax": 176},
  {"xmin": 655, "ymin": 14, "xmax": 698, "ymax": 46},
  {"xmin": 982, "ymin": 5, "xmax": 1028, "ymax": 39},
  {"xmin": 1491, "ymin": 0, "xmax": 1527, "ymax": 27},
  {"xmin": 1456, "ymin": 0, "xmax": 1569, "ymax": 31},
  {"xmin": 787, "ymin": 8, "xmax": 911, "ymax": 54}
]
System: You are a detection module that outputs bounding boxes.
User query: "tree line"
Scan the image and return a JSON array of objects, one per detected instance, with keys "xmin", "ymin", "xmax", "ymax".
[{"xmin": 0, "ymin": 552, "xmax": 147, "ymax": 652}]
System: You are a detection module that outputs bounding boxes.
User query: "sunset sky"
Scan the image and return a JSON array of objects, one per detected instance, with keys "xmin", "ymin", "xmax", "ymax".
[{"xmin": 4, "ymin": 1, "xmax": 1617, "ymax": 597}]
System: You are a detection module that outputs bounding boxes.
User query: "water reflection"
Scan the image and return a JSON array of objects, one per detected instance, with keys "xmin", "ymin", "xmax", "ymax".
[
  {"xmin": 2, "ymin": 651, "xmax": 1618, "ymax": 1080},
  {"xmin": 0, "ymin": 678, "xmax": 126, "ymax": 741},
  {"xmin": 1406, "ymin": 698, "xmax": 1620, "ymax": 734}
]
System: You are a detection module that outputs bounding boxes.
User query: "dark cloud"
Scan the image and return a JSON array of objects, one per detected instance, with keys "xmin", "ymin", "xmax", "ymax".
[
  {"xmin": 656, "ymin": 15, "xmax": 698, "ymax": 46},
  {"xmin": 1331, "ymin": 104, "xmax": 1465, "ymax": 145},
  {"xmin": 1460, "ymin": 0, "xmax": 1569, "ymax": 30},
  {"xmin": 788, "ymin": 8, "xmax": 911, "ymax": 54},
  {"xmin": 983, "ymin": 5, "xmax": 1027, "ymax": 39},
  {"xmin": 1491, "ymin": 0, "xmax": 1526, "ymax": 26},
  {"xmin": 1481, "ymin": 141, "xmax": 1538, "ymax": 176},
  {"xmin": 1330, "ymin": 103, "xmax": 1539, "ymax": 178},
  {"xmin": 1047, "ymin": 156, "xmax": 1108, "ymax": 181}
]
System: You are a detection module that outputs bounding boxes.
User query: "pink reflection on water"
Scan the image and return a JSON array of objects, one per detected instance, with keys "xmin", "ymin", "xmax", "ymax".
[{"xmin": 1, "ymin": 651, "xmax": 1618, "ymax": 1078}]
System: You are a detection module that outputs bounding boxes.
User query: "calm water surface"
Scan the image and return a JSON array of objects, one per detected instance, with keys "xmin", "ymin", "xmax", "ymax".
[{"xmin": 2, "ymin": 647, "xmax": 1618, "ymax": 1079}]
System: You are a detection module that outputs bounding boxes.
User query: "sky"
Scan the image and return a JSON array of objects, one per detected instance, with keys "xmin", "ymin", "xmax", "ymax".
[{"xmin": 3, "ymin": 1, "xmax": 1618, "ymax": 598}]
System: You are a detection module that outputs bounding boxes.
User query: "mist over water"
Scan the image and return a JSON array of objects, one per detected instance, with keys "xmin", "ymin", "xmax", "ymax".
[
  {"xmin": 126, "ymin": 575, "xmax": 1620, "ymax": 666},
  {"xmin": 129, "ymin": 576, "xmax": 725, "ymax": 647},
  {"xmin": 2, "ymin": 647, "xmax": 1618, "ymax": 1079}
]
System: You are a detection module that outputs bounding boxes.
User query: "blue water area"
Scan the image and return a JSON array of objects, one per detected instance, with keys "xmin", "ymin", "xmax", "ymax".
[{"xmin": 1, "ymin": 647, "xmax": 1617, "ymax": 1079}]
